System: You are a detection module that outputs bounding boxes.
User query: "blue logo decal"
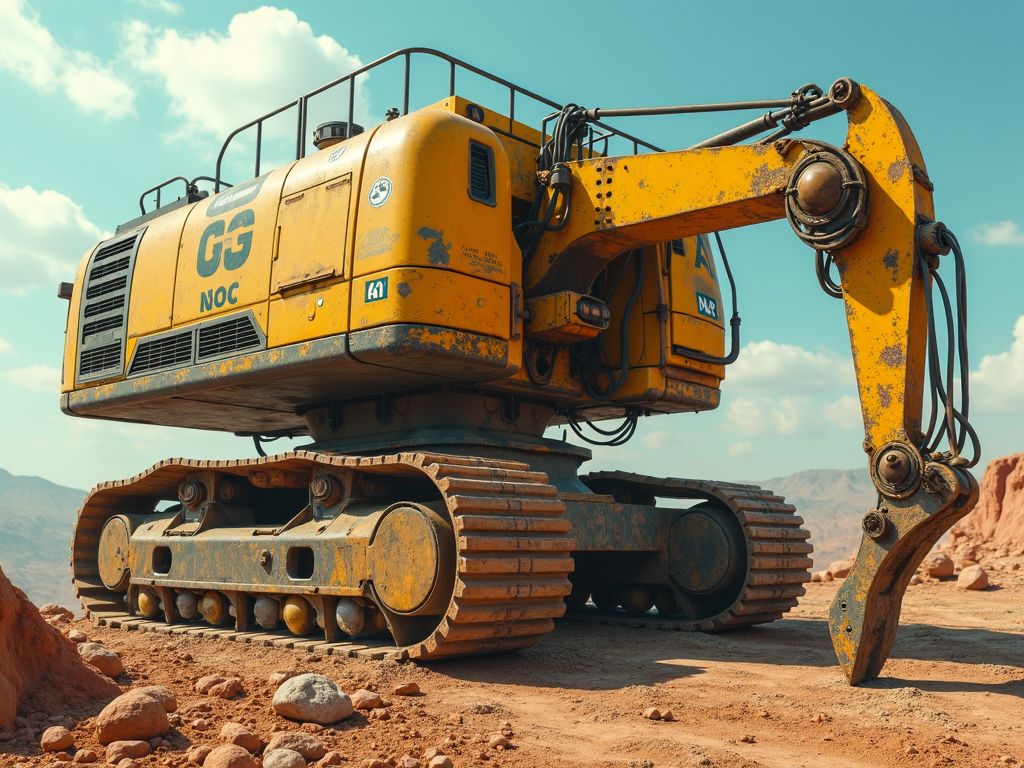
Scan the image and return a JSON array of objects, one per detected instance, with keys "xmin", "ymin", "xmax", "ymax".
[
  {"xmin": 365, "ymin": 277, "xmax": 388, "ymax": 303},
  {"xmin": 696, "ymin": 292, "xmax": 719, "ymax": 320},
  {"xmin": 327, "ymin": 145, "xmax": 347, "ymax": 163},
  {"xmin": 206, "ymin": 175, "xmax": 268, "ymax": 218}
]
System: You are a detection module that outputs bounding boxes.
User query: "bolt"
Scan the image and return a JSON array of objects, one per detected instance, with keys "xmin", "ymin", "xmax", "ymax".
[
  {"xmin": 259, "ymin": 550, "xmax": 271, "ymax": 566},
  {"xmin": 829, "ymin": 78, "xmax": 860, "ymax": 110},
  {"xmin": 878, "ymin": 450, "xmax": 911, "ymax": 485},
  {"xmin": 310, "ymin": 474, "xmax": 337, "ymax": 504},
  {"xmin": 862, "ymin": 510, "xmax": 888, "ymax": 539},
  {"xmin": 795, "ymin": 162, "xmax": 844, "ymax": 216},
  {"xmin": 179, "ymin": 479, "xmax": 206, "ymax": 510}
]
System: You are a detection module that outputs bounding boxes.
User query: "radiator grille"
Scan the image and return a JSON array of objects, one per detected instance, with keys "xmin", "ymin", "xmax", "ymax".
[
  {"xmin": 468, "ymin": 141, "xmax": 494, "ymax": 204},
  {"xmin": 79, "ymin": 342, "xmax": 122, "ymax": 376},
  {"xmin": 76, "ymin": 231, "xmax": 142, "ymax": 382},
  {"xmin": 197, "ymin": 315, "xmax": 262, "ymax": 361},
  {"xmin": 129, "ymin": 331, "xmax": 193, "ymax": 375}
]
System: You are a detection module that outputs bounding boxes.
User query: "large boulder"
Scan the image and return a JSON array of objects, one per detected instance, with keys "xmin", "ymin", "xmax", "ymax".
[
  {"xmin": 78, "ymin": 643, "xmax": 124, "ymax": 677},
  {"xmin": 272, "ymin": 674, "xmax": 353, "ymax": 725},
  {"xmin": 94, "ymin": 690, "xmax": 170, "ymax": 744},
  {"xmin": 263, "ymin": 750, "xmax": 306, "ymax": 768},
  {"xmin": 957, "ymin": 565, "xmax": 989, "ymax": 590},
  {"xmin": 923, "ymin": 552, "xmax": 955, "ymax": 578},
  {"xmin": 133, "ymin": 685, "xmax": 177, "ymax": 712},
  {"xmin": 949, "ymin": 454, "xmax": 1024, "ymax": 549},
  {"xmin": 0, "ymin": 564, "xmax": 120, "ymax": 730},
  {"xmin": 204, "ymin": 744, "xmax": 259, "ymax": 768}
]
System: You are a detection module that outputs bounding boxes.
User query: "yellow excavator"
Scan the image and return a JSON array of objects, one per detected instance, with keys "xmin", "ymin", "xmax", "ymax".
[{"xmin": 59, "ymin": 49, "xmax": 980, "ymax": 685}]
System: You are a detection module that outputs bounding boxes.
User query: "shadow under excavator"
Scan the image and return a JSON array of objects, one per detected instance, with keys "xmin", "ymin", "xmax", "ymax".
[{"xmin": 429, "ymin": 617, "xmax": 1024, "ymax": 696}]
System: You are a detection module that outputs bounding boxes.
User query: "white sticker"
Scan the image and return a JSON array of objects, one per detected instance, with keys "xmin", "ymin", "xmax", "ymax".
[
  {"xmin": 368, "ymin": 176, "xmax": 393, "ymax": 208},
  {"xmin": 327, "ymin": 145, "xmax": 347, "ymax": 163}
]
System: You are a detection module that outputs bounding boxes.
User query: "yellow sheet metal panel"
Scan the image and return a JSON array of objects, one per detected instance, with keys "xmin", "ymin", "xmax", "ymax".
[
  {"xmin": 351, "ymin": 267, "xmax": 510, "ymax": 339},
  {"xmin": 274, "ymin": 174, "xmax": 352, "ymax": 293},
  {"xmin": 61, "ymin": 249, "xmax": 91, "ymax": 393},
  {"xmin": 127, "ymin": 204, "xmax": 192, "ymax": 341},
  {"xmin": 172, "ymin": 164, "xmax": 290, "ymax": 327},
  {"xmin": 352, "ymin": 109, "xmax": 515, "ymax": 285},
  {"xmin": 668, "ymin": 235, "xmax": 725, "ymax": 329},
  {"xmin": 834, "ymin": 86, "xmax": 933, "ymax": 450},
  {"xmin": 268, "ymin": 280, "xmax": 350, "ymax": 348}
]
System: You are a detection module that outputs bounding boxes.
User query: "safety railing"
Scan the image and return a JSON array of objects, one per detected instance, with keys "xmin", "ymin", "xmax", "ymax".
[{"xmin": 213, "ymin": 47, "xmax": 661, "ymax": 192}]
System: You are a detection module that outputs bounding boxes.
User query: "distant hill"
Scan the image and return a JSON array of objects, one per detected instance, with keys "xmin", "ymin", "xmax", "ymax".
[
  {"xmin": 756, "ymin": 468, "xmax": 875, "ymax": 569},
  {"xmin": 0, "ymin": 468, "xmax": 84, "ymax": 609}
]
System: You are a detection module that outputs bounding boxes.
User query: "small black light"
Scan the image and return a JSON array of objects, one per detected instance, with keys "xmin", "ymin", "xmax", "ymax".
[{"xmin": 465, "ymin": 103, "xmax": 485, "ymax": 123}]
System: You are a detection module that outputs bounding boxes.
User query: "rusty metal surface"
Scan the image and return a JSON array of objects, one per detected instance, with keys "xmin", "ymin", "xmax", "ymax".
[
  {"xmin": 73, "ymin": 450, "xmax": 574, "ymax": 661},
  {"xmin": 568, "ymin": 471, "xmax": 811, "ymax": 631},
  {"xmin": 829, "ymin": 459, "xmax": 979, "ymax": 684}
]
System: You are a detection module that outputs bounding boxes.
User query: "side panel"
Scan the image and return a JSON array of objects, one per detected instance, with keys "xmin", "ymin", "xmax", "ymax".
[{"xmin": 172, "ymin": 166, "xmax": 291, "ymax": 329}]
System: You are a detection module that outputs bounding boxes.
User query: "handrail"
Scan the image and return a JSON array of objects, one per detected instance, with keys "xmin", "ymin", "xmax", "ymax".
[{"xmin": 214, "ymin": 47, "xmax": 662, "ymax": 192}]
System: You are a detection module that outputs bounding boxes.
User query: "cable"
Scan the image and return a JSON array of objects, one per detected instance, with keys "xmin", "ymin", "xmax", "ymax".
[
  {"xmin": 252, "ymin": 434, "xmax": 284, "ymax": 458},
  {"xmin": 815, "ymin": 250, "xmax": 844, "ymax": 299},
  {"xmin": 672, "ymin": 233, "xmax": 742, "ymax": 365},
  {"xmin": 565, "ymin": 409, "xmax": 641, "ymax": 446}
]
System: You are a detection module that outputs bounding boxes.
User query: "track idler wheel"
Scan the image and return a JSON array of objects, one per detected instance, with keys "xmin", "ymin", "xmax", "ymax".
[
  {"xmin": 621, "ymin": 586, "xmax": 655, "ymax": 616},
  {"xmin": 283, "ymin": 596, "xmax": 318, "ymax": 635},
  {"xmin": 667, "ymin": 502, "xmax": 747, "ymax": 619}
]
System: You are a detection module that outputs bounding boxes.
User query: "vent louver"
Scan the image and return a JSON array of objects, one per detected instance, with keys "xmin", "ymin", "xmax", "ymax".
[
  {"xmin": 76, "ymin": 230, "xmax": 143, "ymax": 382},
  {"xmin": 197, "ymin": 315, "xmax": 262, "ymax": 361},
  {"xmin": 129, "ymin": 331, "xmax": 193, "ymax": 375},
  {"xmin": 468, "ymin": 141, "xmax": 494, "ymax": 205}
]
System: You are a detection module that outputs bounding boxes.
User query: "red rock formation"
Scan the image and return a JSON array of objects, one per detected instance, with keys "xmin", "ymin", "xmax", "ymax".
[
  {"xmin": 948, "ymin": 453, "xmax": 1024, "ymax": 548},
  {"xmin": 0, "ymin": 564, "xmax": 120, "ymax": 729}
]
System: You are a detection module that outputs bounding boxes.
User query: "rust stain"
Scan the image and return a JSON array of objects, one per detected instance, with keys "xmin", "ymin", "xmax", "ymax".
[
  {"xmin": 878, "ymin": 344, "xmax": 905, "ymax": 368},
  {"xmin": 883, "ymin": 249, "xmax": 899, "ymax": 281},
  {"xmin": 416, "ymin": 227, "xmax": 451, "ymax": 266},
  {"xmin": 887, "ymin": 159, "xmax": 906, "ymax": 184},
  {"xmin": 397, "ymin": 282, "xmax": 411, "ymax": 298},
  {"xmin": 876, "ymin": 383, "xmax": 892, "ymax": 410},
  {"xmin": 749, "ymin": 163, "xmax": 789, "ymax": 196}
]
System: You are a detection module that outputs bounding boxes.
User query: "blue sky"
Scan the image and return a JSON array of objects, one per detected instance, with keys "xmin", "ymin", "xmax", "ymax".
[{"xmin": 0, "ymin": 0, "xmax": 1021, "ymax": 490}]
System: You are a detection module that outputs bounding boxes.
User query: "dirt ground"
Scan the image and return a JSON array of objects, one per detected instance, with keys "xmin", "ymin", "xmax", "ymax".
[{"xmin": 4, "ymin": 565, "xmax": 1023, "ymax": 768}]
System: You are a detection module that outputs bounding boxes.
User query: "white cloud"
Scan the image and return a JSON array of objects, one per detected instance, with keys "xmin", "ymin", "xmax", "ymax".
[
  {"xmin": 122, "ymin": 8, "xmax": 370, "ymax": 141},
  {"xmin": 0, "ymin": 339, "xmax": 11, "ymax": 354},
  {"xmin": 821, "ymin": 395, "xmax": 862, "ymax": 430},
  {"xmin": 0, "ymin": 0, "xmax": 135, "ymax": 119},
  {"xmin": 0, "ymin": 185, "xmax": 107, "ymax": 292},
  {"xmin": 723, "ymin": 395, "xmax": 822, "ymax": 437},
  {"xmin": 726, "ymin": 340, "xmax": 852, "ymax": 395},
  {"xmin": 2, "ymin": 364, "xmax": 60, "ymax": 393},
  {"xmin": 970, "ymin": 221, "xmax": 1024, "ymax": 247},
  {"xmin": 971, "ymin": 315, "xmax": 1024, "ymax": 412},
  {"xmin": 128, "ymin": 0, "xmax": 183, "ymax": 13},
  {"xmin": 641, "ymin": 430, "xmax": 675, "ymax": 450},
  {"xmin": 729, "ymin": 441, "xmax": 755, "ymax": 457}
]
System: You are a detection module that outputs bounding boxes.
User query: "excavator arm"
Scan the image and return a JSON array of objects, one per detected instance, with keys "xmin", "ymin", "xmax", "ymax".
[{"xmin": 528, "ymin": 80, "xmax": 979, "ymax": 684}]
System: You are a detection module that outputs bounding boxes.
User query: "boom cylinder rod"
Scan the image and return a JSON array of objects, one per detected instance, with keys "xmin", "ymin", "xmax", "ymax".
[
  {"xmin": 689, "ymin": 96, "xmax": 839, "ymax": 149},
  {"xmin": 584, "ymin": 98, "xmax": 793, "ymax": 120}
]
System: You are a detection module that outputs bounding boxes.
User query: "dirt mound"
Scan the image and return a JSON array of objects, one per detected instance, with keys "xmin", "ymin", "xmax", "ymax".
[
  {"xmin": 0, "ymin": 564, "xmax": 120, "ymax": 729},
  {"xmin": 948, "ymin": 453, "xmax": 1024, "ymax": 550}
]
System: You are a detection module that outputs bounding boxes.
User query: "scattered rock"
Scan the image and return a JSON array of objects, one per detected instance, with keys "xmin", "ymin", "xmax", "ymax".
[
  {"xmin": 273, "ymin": 674, "xmax": 353, "ymax": 725},
  {"xmin": 661, "ymin": 709, "xmax": 675, "ymax": 721},
  {"xmin": 220, "ymin": 722, "xmax": 261, "ymax": 753},
  {"xmin": 67, "ymin": 630, "xmax": 88, "ymax": 644},
  {"xmin": 392, "ymin": 682, "xmax": 420, "ymax": 696},
  {"xmin": 40, "ymin": 725, "xmax": 74, "ymax": 751},
  {"xmin": 192, "ymin": 719, "xmax": 213, "ymax": 731},
  {"xmin": 350, "ymin": 689, "xmax": 383, "ymax": 710},
  {"xmin": 265, "ymin": 732, "xmax": 327, "ymax": 761},
  {"xmin": 739, "ymin": 734, "xmax": 756, "ymax": 744},
  {"xmin": 827, "ymin": 559, "xmax": 855, "ymax": 579},
  {"xmin": 77, "ymin": 642, "xmax": 124, "ymax": 678},
  {"xmin": 427, "ymin": 756, "xmax": 453, "ymax": 768},
  {"xmin": 210, "ymin": 678, "xmax": 243, "ymax": 699},
  {"xmin": 810, "ymin": 571, "xmax": 833, "ymax": 583},
  {"xmin": 186, "ymin": 745, "xmax": 214, "ymax": 765},
  {"xmin": 447, "ymin": 714, "xmax": 463, "ymax": 725},
  {"xmin": 94, "ymin": 691, "xmax": 170, "ymax": 744},
  {"xmin": 810, "ymin": 713, "xmax": 828, "ymax": 723},
  {"xmin": 642, "ymin": 707, "xmax": 662, "ymax": 720},
  {"xmin": 133, "ymin": 685, "xmax": 178, "ymax": 712},
  {"xmin": 957, "ymin": 565, "xmax": 989, "ymax": 590},
  {"xmin": 460, "ymin": 702, "xmax": 497, "ymax": 715},
  {"xmin": 367, "ymin": 708, "xmax": 390, "ymax": 721},
  {"xmin": 924, "ymin": 552, "xmax": 955, "ymax": 578},
  {"xmin": 72, "ymin": 749, "xmax": 98, "ymax": 763},
  {"xmin": 204, "ymin": 744, "xmax": 259, "ymax": 768},
  {"xmin": 268, "ymin": 671, "xmax": 300, "ymax": 689},
  {"xmin": 909, "ymin": 574, "xmax": 923, "ymax": 585},
  {"xmin": 399, "ymin": 758, "xmax": 421, "ymax": 768},
  {"xmin": 319, "ymin": 753, "xmax": 344, "ymax": 767},
  {"xmin": 488, "ymin": 735, "xmax": 510, "ymax": 749},
  {"xmin": 106, "ymin": 740, "xmax": 151, "ymax": 764},
  {"xmin": 263, "ymin": 750, "xmax": 307, "ymax": 768},
  {"xmin": 116, "ymin": 759, "xmax": 140, "ymax": 768},
  {"xmin": 38, "ymin": 604, "xmax": 75, "ymax": 619}
]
